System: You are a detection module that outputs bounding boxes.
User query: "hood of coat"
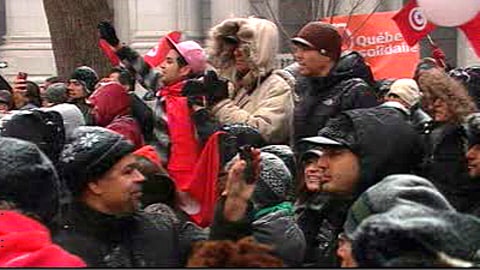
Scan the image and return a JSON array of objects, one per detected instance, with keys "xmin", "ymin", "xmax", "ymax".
[
  {"xmin": 207, "ymin": 17, "xmax": 279, "ymax": 81},
  {"xmin": 328, "ymin": 51, "xmax": 375, "ymax": 87},
  {"xmin": 0, "ymin": 210, "xmax": 86, "ymax": 267},
  {"xmin": 88, "ymin": 82, "xmax": 130, "ymax": 127}
]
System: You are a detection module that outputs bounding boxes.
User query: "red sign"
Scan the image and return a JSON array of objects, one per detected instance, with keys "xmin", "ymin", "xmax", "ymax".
[{"xmin": 323, "ymin": 11, "xmax": 420, "ymax": 80}]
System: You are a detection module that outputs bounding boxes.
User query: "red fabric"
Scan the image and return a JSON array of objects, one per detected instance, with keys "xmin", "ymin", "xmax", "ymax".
[
  {"xmin": 0, "ymin": 211, "xmax": 86, "ymax": 267},
  {"xmin": 133, "ymin": 145, "xmax": 162, "ymax": 167},
  {"xmin": 89, "ymin": 82, "xmax": 131, "ymax": 127},
  {"xmin": 392, "ymin": 0, "xmax": 436, "ymax": 46},
  {"xmin": 160, "ymin": 81, "xmax": 201, "ymax": 190},
  {"xmin": 98, "ymin": 39, "xmax": 121, "ymax": 66},
  {"xmin": 431, "ymin": 45, "xmax": 447, "ymax": 68},
  {"xmin": 107, "ymin": 116, "xmax": 145, "ymax": 149},
  {"xmin": 183, "ymin": 131, "xmax": 225, "ymax": 227},
  {"xmin": 143, "ymin": 31, "xmax": 182, "ymax": 68},
  {"xmin": 459, "ymin": 12, "xmax": 480, "ymax": 57}
]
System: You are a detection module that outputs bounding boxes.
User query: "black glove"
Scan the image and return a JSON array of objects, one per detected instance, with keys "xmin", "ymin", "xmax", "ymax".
[
  {"xmin": 98, "ymin": 21, "xmax": 120, "ymax": 47},
  {"xmin": 204, "ymin": 70, "xmax": 229, "ymax": 106},
  {"xmin": 187, "ymin": 95, "xmax": 206, "ymax": 108}
]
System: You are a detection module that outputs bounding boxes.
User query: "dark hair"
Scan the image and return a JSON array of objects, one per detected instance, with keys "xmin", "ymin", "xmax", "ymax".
[
  {"xmin": 25, "ymin": 81, "xmax": 42, "ymax": 107},
  {"xmin": 176, "ymin": 55, "xmax": 188, "ymax": 68},
  {"xmin": 110, "ymin": 67, "xmax": 135, "ymax": 92},
  {"xmin": 134, "ymin": 156, "xmax": 177, "ymax": 208}
]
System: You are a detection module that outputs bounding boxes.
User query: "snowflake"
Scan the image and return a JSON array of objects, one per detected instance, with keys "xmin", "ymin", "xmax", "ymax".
[
  {"xmin": 60, "ymin": 144, "xmax": 76, "ymax": 163},
  {"xmin": 78, "ymin": 133, "xmax": 100, "ymax": 149}
]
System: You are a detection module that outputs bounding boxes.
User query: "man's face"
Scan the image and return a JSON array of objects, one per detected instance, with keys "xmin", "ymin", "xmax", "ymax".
[
  {"xmin": 467, "ymin": 145, "xmax": 480, "ymax": 178},
  {"xmin": 89, "ymin": 154, "xmax": 145, "ymax": 215},
  {"xmin": 293, "ymin": 44, "xmax": 334, "ymax": 77},
  {"xmin": 159, "ymin": 49, "xmax": 190, "ymax": 86},
  {"xmin": 316, "ymin": 146, "xmax": 360, "ymax": 196},
  {"xmin": 67, "ymin": 79, "xmax": 87, "ymax": 100},
  {"xmin": 303, "ymin": 155, "xmax": 323, "ymax": 192}
]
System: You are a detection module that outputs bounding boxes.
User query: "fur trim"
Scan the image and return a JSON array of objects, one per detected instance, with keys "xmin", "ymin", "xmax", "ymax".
[{"xmin": 207, "ymin": 17, "xmax": 279, "ymax": 81}]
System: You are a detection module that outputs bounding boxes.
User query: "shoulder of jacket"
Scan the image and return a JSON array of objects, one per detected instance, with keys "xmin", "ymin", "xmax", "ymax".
[{"xmin": 270, "ymin": 69, "xmax": 296, "ymax": 89}]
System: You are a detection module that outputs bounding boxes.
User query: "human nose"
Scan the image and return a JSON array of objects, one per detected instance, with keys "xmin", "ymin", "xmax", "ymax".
[{"xmin": 133, "ymin": 169, "xmax": 145, "ymax": 183}]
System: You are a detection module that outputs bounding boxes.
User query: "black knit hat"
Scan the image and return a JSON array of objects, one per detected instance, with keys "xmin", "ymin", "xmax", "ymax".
[
  {"xmin": 0, "ymin": 137, "xmax": 60, "ymax": 223},
  {"xmin": 351, "ymin": 208, "xmax": 480, "ymax": 267},
  {"xmin": 58, "ymin": 126, "xmax": 135, "ymax": 196},
  {"xmin": 343, "ymin": 174, "xmax": 454, "ymax": 239},
  {"xmin": 465, "ymin": 113, "xmax": 480, "ymax": 147},
  {"xmin": 291, "ymin": 21, "xmax": 342, "ymax": 62},
  {"xmin": 69, "ymin": 66, "xmax": 99, "ymax": 94}
]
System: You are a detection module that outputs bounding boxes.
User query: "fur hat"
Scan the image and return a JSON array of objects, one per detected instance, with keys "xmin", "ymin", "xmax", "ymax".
[
  {"xmin": 58, "ymin": 126, "xmax": 135, "ymax": 196},
  {"xmin": 0, "ymin": 137, "xmax": 60, "ymax": 223},
  {"xmin": 343, "ymin": 174, "xmax": 454, "ymax": 239},
  {"xmin": 207, "ymin": 17, "xmax": 279, "ymax": 78},
  {"xmin": 385, "ymin": 79, "xmax": 421, "ymax": 107},
  {"xmin": 351, "ymin": 208, "xmax": 480, "ymax": 267},
  {"xmin": 69, "ymin": 66, "xmax": 98, "ymax": 94},
  {"xmin": 291, "ymin": 21, "xmax": 342, "ymax": 62}
]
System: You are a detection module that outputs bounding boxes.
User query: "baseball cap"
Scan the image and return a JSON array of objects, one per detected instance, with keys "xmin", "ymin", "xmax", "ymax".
[{"xmin": 166, "ymin": 37, "xmax": 207, "ymax": 74}]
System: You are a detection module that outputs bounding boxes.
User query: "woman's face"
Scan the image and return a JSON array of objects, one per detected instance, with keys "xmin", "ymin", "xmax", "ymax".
[
  {"xmin": 303, "ymin": 156, "xmax": 324, "ymax": 192},
  {"xmin": 428, "ymin": 98, "xmax": 451, "ymax": 122}
]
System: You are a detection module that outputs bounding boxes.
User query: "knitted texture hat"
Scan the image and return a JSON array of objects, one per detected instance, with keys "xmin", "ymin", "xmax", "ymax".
[
  {"xmin": 465, "ymin": 112, "xmax": 480, "ymax": 147},
  {"xmin": 252, "ymin": 152, "xmax": 292, "ymax": 209},
  {"xmin": 58, "ymin": 126, "xmax": 134, "ymax": 196},
  {"xmin": 351, "ymin": 208, "xmax": 480, "ymax": 267},
  {"xmin": 386, "ymin": 78, "xmax": 422, "ymax": 107},
  {"xmin": 291, "ymin": 21, "xmax": 342, "ymax": 62},
  {"xmin": 44, "ymin": 83, "xmax": 68, "ymax": 105},
  {"xmin": 69, "ymin": 66, "xmax": 98, "ymax": 94},
  {"xmin": 0, "ymin": 137, "xmax": 60, "ymax": 223},
  {"xmin": 343, "ymin": 174, "xmax": 454, "ymax": 239}
]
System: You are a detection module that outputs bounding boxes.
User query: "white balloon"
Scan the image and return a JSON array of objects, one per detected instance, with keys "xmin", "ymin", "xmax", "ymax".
[{"xmin": 418, "ymin": 0, "xmax": 480, "ymax": 27}]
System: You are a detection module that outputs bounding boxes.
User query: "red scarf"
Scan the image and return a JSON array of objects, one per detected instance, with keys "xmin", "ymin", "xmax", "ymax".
[{"xmin": 159, "ymin": 81, "xmax": 201, "ymax": 189}]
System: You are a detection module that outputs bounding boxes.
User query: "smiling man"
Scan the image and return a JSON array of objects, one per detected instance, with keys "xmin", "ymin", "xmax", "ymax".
[
  {"xmin": 291, "ymin": 21, "xmax": 378, "ymax": 143},
  {"xmin": 54, "ymin": 126, "xmax": 183, "ymax": 267},
  {"xmin": 294, "ymin": 103, "xmax": 423, "ymax": 267}
]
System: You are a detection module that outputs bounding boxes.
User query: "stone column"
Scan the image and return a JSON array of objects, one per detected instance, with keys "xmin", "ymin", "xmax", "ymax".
[
  {"xmin": 457, "ymin": 30, "xmax": 480, "ymax": 67},
  {"xmin": 210, "ymin": 0, "xmax": 251, "ymax": 27},
  {"xmin": 127, "ymin": 0, "xmax": 202, "ymax": 54},
  {"xmin": 0, "ymin": 0, "xmax": 56, "ymax": 82}
]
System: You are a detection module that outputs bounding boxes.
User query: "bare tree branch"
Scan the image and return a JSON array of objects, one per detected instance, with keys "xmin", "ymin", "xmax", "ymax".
[
  {"xmin": 262, "ymin": 0, "xmax": 294, "ymax": 54},
  {"xmin": 349, "ymin": 0, "xmax": 382, "ymax": 37}
]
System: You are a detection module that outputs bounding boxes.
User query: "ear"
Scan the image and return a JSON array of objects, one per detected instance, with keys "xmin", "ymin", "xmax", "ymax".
[
  {"xmin": 87, "ymin": 180, "xmax": 104, "ymax": 195},
  {"xmin": 179, "ymin": 65, "xmax": 192, "ymax": 78}
]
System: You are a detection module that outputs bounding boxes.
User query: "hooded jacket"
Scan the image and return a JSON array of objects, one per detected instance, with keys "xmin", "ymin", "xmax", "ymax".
[
  {"xmin": 294, "ymin": 105, "xmax": 424, "ymax": 267},
  {"xmin": 207, "ymin": 17, "xmax": 295, "ymax": 144},
  {"xmin": 293, "ymin": 51, "xmax": 378, "ymax": 143},
  {"xmin": 89, "ymin": 82, "xmax": 144, "ymax": 149}
]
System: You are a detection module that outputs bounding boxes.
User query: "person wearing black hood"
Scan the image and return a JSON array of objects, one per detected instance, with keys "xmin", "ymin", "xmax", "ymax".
[
  {"xmin": 294, "ymin": 103, "xmax": 423, "ymax": 267},
  {"xmin": 67, "ymin": 66, "xmax": 98, "ymax": 125},
  {"xmin": 291, "ymin": 21, "xmax": 378, "ymax": 143}
]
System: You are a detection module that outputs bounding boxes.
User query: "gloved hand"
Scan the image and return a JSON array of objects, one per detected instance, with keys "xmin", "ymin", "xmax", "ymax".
[
  {"xmin": 97, "ymin": 21, "xmax": 120, "ymax": 47},
  {"xmin": 204, "ymin": 70, "xmax": 229, "ymax": 106}
]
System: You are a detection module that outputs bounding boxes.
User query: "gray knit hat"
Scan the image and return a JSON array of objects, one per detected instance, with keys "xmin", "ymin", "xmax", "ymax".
[
  {"xmin": 58, "ymin": 126, "xmax": 134, "ymax": 196},
  {"xmin": 44, "ymin": 82, "xmax": 68, "ymax": 105},
  {"xmin": 351, "ymin": 207, "xmax": 480, "ymax": 267},
  {"xmin": 343, "ymin": 174, "xmax": 454, "ymax": 239}
]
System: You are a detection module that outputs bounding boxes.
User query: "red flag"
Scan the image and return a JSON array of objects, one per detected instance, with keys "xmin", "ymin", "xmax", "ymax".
[
  {"xmin": 459, "ymin": 12, "xmax": 480, "ymax": 57},
  {"xmin": 392, "ymin": 0, "xmax": 436, "ymax": 46},
  {"xmin": 143, "ymin": 31, "xmax": 182, "ymax": 68},
  {"xmin": 98, "ymin": 39, "xmax": 121, "ymax": 66}
]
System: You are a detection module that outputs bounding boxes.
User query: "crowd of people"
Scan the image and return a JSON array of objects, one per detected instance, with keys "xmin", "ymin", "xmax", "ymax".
[{"xmin": 1, "ymin": 16, "xmax": 480, "ymax": 267}]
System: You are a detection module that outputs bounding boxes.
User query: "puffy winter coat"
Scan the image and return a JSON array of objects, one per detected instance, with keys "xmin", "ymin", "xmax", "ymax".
[
  {"xmin": 53, "ymin": 202, "xmax": 182, "ymax": 267},
  {"xmin": 293, "ymin": 51, "xmax": 378, "ymax": 143}
]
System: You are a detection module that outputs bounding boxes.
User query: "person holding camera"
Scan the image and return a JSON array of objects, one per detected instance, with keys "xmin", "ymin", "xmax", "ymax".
[{"xmin": 201, "ymin": 17, "xmax": 294, "ymax": 145}]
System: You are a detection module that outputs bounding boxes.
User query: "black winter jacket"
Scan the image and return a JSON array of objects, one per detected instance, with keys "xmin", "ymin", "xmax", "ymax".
[
  {"xmin": 293, "ymin": 52, "xmax": 378, "ymax": 143},
  {"xmin": 53, "ymin": 202, "xmax": 182, "ymax": 267}
]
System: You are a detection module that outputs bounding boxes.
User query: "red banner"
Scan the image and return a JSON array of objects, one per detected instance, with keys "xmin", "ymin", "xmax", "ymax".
[{"xmin": 323, "ymin": 11, "xmax": 420, "ymax": 80}]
